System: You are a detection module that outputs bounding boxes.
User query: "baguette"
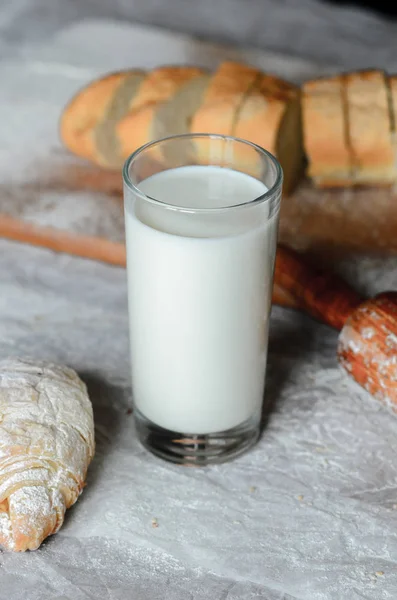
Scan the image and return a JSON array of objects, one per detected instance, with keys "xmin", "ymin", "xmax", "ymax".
[
  {"xmin": 60, "ymin": 62, "xmax": 397, "ymax": 191},
  {"xmin": 60, "ymin": 70, "xmax": 146, "ymax": 168},
  {"xmin": 235, "ymin": 73, "xmax": 303, "ymax": 194}
]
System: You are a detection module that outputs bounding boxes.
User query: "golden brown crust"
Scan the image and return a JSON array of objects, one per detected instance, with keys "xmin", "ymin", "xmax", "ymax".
[
  {"xmin": 302, "ymin": 75, "xmax": 352, "ymax": 182},
  {"xmin": 128, "ymin": 65, "xmax": 204, "ymax": 111},
  {"xmin": 60, "ymin": 72, "xmax": 133, "ymax": 161}
]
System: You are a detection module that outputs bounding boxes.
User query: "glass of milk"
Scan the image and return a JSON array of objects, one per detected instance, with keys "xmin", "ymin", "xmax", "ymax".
[{"xmin": 123, "ymin": 134, "xmax": 283, "ymax": 465}]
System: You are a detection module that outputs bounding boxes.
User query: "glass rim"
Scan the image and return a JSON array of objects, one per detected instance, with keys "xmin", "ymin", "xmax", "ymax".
[{"xmin": 122, "ymin": 133, "xmax": 283, "ymax": 214}]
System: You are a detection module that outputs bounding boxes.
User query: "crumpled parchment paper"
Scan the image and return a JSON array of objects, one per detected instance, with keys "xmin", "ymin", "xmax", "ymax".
[{"xmin": 1, "ymin": 11, "xmax": 397, "ymax": 600}]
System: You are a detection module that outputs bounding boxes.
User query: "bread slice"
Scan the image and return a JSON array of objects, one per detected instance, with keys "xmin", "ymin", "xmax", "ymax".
[
  {"xmin": 60, "ymin": 70, "xmax": 145, "ymax": 168},
  {"xmin": 346, "ymin": 69, "xmax": 395, "ymax": 185},
  {"xmin": 190, "ymin": 62, "xmax": 260, "ymax": 137},
  {"xmin": 189, "ymin": 62, "xmax": 261, "ymax": 168},
  {"xmin": 152, "ymin": 74, "xmax": 211, "ymax": 164},
  {"xmin": 302, "ymin": 75, "xmax": 352, "ymax": 187},
  {"xmin": 116, "ymin": 66, "xmax": 205, "ymax": 160},
  {"xmin": 388, "ymin": 74, "xmax": 397, "ymax": 177},
  {"xmin": 234, "ymin": 73, "xmax": 303, "ymax": 194}
]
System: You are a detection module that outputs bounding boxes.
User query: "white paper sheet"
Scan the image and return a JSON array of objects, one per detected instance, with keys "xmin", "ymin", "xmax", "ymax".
[{"xmin": 0, "ymin": 14, "xmax": 397, "ymax": 600}]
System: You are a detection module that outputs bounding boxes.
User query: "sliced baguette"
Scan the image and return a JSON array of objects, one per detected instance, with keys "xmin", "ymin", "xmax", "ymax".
[
  {"xmin": 117, "ymin": 66, "xmax": 205, "ymax": 160},
  {"xmin": 302, "ymin": 75, "xmax": 352, "ymax": 187},
  {"xmin": 346, "ymin": 69, "xmax": 395, "ymax": 185},
  {"xmin": 60, "ymin": 70, "xmax": 145, "ymax": 168},
  {"xmin": 234, "ymin": 73, "xmax": 303, "ymax": 194}
]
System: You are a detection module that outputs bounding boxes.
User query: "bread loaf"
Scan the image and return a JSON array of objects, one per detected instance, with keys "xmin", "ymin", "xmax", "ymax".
[{"xmin": 60, "ymin": 61, "xmax": 397, "ymax": 192}]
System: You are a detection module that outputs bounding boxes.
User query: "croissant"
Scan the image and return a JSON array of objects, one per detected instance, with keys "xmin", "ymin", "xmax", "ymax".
[{"xmin": 0, "ymin": 358, "xmax": 95, "ymax": 551}]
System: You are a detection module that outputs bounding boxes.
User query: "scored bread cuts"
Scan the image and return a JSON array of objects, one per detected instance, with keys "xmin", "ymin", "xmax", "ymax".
[
  {"xmin": 0, "ymin": 358, "xmax": 94, "ymax": 552},
  {"xmin": 60, "ymin": 61, "xmax": 397, "ymax": 191},
  {"xmin": 302, "ymin": 69, "xmax": 397, "ymax": 187}
]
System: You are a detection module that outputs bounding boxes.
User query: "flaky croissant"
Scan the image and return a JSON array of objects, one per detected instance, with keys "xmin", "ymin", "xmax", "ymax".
[{"xmin": 0, "ymin": 358, "xmax": 95, "ymax": 551}]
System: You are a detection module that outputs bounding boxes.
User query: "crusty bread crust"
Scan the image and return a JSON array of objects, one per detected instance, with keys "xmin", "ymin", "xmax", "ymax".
[{"xmin": 60, "ymin": 71, "xmax": 144, "ymax": 165}]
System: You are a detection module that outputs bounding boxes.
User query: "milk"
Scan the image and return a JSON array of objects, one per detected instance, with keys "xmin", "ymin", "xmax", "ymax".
[{"xmin": 125, "ymin": 165, "xmax": 278, "ymax": 434}]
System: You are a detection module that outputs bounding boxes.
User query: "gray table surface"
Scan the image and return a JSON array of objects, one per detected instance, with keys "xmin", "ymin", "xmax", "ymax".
[{"xmin": 1, "ymin": 2, "xmax": 397, "ymax": 600}]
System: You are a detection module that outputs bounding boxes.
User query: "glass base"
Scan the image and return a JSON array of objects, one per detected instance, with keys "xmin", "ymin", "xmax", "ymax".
[{"xmin": 134, "ymin": 408, "xmax": 260, "ymax": 466}]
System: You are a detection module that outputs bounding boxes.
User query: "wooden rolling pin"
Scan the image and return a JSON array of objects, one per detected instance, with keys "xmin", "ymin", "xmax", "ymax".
[{"xmin": 275, "ymin": 245, "xmax": 397, "ymax": 407}]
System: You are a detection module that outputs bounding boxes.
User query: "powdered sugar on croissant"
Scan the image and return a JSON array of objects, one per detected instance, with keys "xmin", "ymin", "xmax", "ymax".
[{"xmin": 0, "ymin": 358, "xmax": 95, "ymax": 551}]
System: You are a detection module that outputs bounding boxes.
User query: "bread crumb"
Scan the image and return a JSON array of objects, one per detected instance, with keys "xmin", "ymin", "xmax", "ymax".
[
  {"xmin": 297, "ymin": 495, "xmax": 304, "ymax": 501},
  {"xmin": 249, "ymin": 486, "xmax": 256, "ymax": 493},
  {"xmin": 151, "ymin": 518, "xmax": 158, "ymax": 528},
  {"xmin": 376, "ymin": 571, "xmax": 384, "ymax": 577}
]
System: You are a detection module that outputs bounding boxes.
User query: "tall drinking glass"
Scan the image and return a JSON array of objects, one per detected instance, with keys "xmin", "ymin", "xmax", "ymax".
[{"xmin": 123, "ymin": 134, "xmax": 283, "ymax": 465}]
